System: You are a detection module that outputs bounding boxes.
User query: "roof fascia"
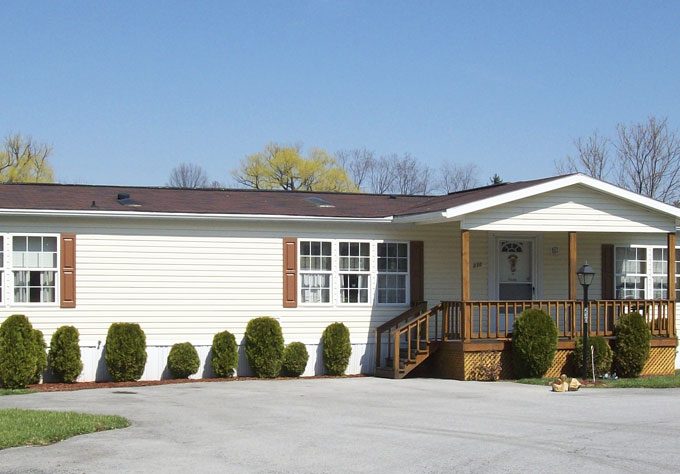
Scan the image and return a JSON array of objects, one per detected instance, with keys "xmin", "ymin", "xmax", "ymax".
[{"xmin": 0, "ymin": 208, "xmax": 394, "ymax": 224}]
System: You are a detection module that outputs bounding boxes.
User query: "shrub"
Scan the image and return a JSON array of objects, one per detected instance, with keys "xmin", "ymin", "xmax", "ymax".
[
  {"xmin": 105, "ymin": 323, "xmax": 147, "ymax": 382},
  {"xmin": 48, "ymin": 326, "xmax": 83, "ymax": 383},
  {"xmin": 211, "ymin": 330, "xmax": 238, "ymax": 378},
  {"xmin": 511, "ymin": 309, "xmax": 558, "ymax": 378},
  {"xmin": 167, "ymin": 342, "xmax": 200, "ymax": 379},
  {"xmin": 0, "ymin": 315, "xmax": 38, "ymax": 389},
  {"xmin": 244, "ymin": 317, "xmax": 284, "ymax": 378},
  {"xmin": 322, "ymin": 322, "xmax": 351, "ymax": 376},
  {"xmin": 30, "ymin": 329, "xmax": 47, "ymax": 384},
  {"xmin": 574, "ymin": 336, "xmax": 613, "ymax": 378},
  {"xmin": 613, "ymin": 312, "xmax": 651, "ymax": 378},
  {"xmin": 282, "ymin": 342, "xmax": 309, "ymax": 377}
]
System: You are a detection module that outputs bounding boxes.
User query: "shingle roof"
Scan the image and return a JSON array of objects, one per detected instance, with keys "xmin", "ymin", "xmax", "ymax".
[{"xmin": 0, "ymin": 175, "xmax": 571, "ymax": 219}]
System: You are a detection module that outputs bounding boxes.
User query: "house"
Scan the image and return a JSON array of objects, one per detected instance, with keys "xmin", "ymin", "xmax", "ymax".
[{"xmin": 0, "ymin": 173, "xmax": 677, "ymax": 381}]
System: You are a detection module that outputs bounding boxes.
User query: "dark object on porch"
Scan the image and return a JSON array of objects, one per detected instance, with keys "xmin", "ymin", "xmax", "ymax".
[
  {"xmin": 105, "ymin": 323, "xmax": 148, "ymax": 382},
  {"xmin": 613, "ymin": 312, "xmax": 651, "ymax": 378},
  {"xmin": 573, "ymin": 336, "xmax": 613, "ymax": 378},
  {"xmin": 511, "ymin": 309, "xmax": 558, "ymax": 378},
  {"xmin": 322, "ymin": 322, "xmax": 352, "ymax": 376}
]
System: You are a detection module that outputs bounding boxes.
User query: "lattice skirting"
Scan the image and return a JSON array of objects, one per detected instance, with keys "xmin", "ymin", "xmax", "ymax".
[
  {"xmin": 642, "ymin": 347, "xmax": 677, "ymax": 375},
  {"xmin": 439, "ymin": 345, "xmax": 676, "ymax": 381}
]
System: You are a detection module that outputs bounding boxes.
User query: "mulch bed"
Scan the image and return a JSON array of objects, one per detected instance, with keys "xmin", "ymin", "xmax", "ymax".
[{"xmin": 28, "ymin": 374, "xmax": 365, "ymax": 392}]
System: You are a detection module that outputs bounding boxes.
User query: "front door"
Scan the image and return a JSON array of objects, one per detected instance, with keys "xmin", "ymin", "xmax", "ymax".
[{"xmin": 498, "ymin": 239, "xmax": 533, "ymax": 300}]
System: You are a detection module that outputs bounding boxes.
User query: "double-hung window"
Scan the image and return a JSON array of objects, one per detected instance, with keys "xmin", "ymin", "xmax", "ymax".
[
  {"xmin": 339, "ymin": 242, "xmax": 370, "ymax": 304},
  {"xmin": 377, "ymin": 242, "xmax": 408, "ymax": 304},
  {"xmin": 12, "ymin": 235, "xmax": 58, "ymax": 304},
  {"xmin": 615, "ymin": 246, "xmax": 678, "ymax": 300},
  {"xmin": 299, "ymin": 240, "xmax": 332, "ymax": 304}
]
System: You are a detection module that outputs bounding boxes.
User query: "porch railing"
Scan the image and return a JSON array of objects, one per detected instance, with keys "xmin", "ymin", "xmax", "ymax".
[{"xmin": 445, "ymin": 299, "xmax": 676, "ymax": 340}]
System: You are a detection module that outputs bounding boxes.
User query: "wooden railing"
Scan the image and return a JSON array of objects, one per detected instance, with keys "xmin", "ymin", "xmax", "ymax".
[{"xmin": 442, "ymin": 299, "xmax": 676, "ymax": 340}]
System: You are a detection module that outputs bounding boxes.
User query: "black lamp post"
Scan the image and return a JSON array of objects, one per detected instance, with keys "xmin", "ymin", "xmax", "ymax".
[{"xmin": 576, "ymin": 262, "xmax": 595, "ymax": 379}]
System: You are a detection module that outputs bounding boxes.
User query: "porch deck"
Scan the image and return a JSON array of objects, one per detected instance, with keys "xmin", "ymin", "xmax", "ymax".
[{"xmin": 374, "ymin": 299, "xmax": 676, "ymax": 379}]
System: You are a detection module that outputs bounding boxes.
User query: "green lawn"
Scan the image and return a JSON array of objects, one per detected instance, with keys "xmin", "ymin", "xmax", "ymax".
[
  {"xmin": 0, "ymin": 389, "xmax": 34, "ymax": 396},
  {"xmin": 516, "ymin": 370, "xmax": 680, "ymax": 389},
  {"xmin": 0, "ymin": 408, "xmax": 129, "ymax": 450}
]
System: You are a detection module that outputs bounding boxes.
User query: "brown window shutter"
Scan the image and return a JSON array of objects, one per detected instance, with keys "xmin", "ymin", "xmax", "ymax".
[
  {"xmin": 601, "ymin": 244, "xmax": 614, "ymax": 300},
  {"xmin": 60, "ymin": 233, "xmax": 76, "ymax": 308},
  {"xmin": 409, "ymin": 240, "xmax": 424, "ymax": 306},
  {"xmin": 282, "ymin": 237, "xmax": 297, "ymax": 308}
]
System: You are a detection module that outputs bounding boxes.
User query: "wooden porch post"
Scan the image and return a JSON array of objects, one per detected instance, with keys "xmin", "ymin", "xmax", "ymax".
[
  {"xmin": 568, "ymin": 232, "xmax": 577, "ymax": 300},
  {"xmin": 668, "ymin": 233, "xmax": 676, "ymax": 337},
  {"xmin": 461, "ymin": 229, "xmax": 471, "ymax": 341}
]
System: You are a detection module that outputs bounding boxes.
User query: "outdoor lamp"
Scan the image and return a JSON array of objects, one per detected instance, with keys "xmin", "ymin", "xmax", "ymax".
[{"xmin": 576, "ymin": 262, "xmax": 595, "ymax": 379}]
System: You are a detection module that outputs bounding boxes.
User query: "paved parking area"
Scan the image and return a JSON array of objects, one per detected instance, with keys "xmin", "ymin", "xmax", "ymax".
[{"xmin": 1, "ymin": 377, "xmax": 679, "ymax": 473}]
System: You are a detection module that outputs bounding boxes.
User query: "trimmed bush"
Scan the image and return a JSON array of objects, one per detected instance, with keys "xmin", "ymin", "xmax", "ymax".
[
  {"xmin": 105, "ymin": 323, "xmax": 147, "ymax": 382},
  {"xmin": 322, "ymin": 322, "xmax": 351, "ymax": 376},
  {"xmin": 48, "ymin": 326, "xmax": 83, "ymax": 383},
  {"xmin": 511, "ymin": 309, "xmax": 558, "ymax": 378},
  {"xmin": 574, "ymin": 336, "xmax": 613, "ymax": 378},
  {"xmin": 613, "ymin": 312, "xmax": 651, "ymax": 378},
  {"xmin": 211, "ymin": 330, "xmax": 238, "ymax": 378},
  {"xmin": 30, "ymin": 329, "xmax": 47, "ymax": 384},
  {"xmin": 244, "ymin": 317, "xmax": 284, "ymax": 378},
  {"xmin": 0, "ymin": 315, "xmax": 38, "ymax": 389},
  {"xmin": 282, "ymin": 342, "xmax": 309, "ymax": 377},
  {"xmin": 167, "ymin": 342, "xmax": 200, "ymax": 379}
]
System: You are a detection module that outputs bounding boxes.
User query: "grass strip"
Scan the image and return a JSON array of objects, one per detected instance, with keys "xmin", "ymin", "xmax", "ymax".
[
  {"xmin": 0, "ymin": 389, "xmax": 33, "ymax": 396},
  {"xmin": 0, "ymin": 408, "xmax": 129, "ymax": 450},
  {"xmin": 515, "ymin": 371, "xmax": 680, "ymax": 388}
]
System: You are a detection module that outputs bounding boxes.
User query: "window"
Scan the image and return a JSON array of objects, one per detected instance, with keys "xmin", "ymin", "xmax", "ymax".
[
  {"xmin": 377, "ymin": 242, "xmax": 408, "ymax": 304},
  {"xmin": 11, "ymin": 236, "xmax": 58, "ymax": 303},
  {"xmin": 615, "ymin": 245, "xmax": 679, "ymax": 300},
  {"xmin": 339, "ymin": 242, "xmax": 370, "ymax": 303},
  {"xmin": 299, "ymin": 240, "xmax": 332, "ymax": 303}
]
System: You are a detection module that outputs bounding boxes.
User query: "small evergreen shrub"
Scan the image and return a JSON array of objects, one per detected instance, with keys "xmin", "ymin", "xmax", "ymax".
[
  {"xmin": 30, "ymin": 329, "xmax": 47, "ymax": 384},
  {"xmin": 511, "ymin": 309, "xmax": 558, "ymax": 378},
  {"xmin": 613, "ymin": 312, "xmax": 651, "ymax": 378},
  {"xmin": 0, "ymin": 315, "xmax": 38, "ymax": 389},
  {"xmin": 105, "ymin": 323, "xmax": 148, "ymax": 382},
  {"xmin": 167, "ymin": 342, "xmax": 200, "ymax": 379},
  {"xmin": 322, "ymin": 322, "xmax": 351, "ymax": 376},
  {"xmin": 244, "ymin": 317, "xmax": 284, "ymax": 378},
  {"xmin": 211, "ymin": 330, "xmax": 238, "ymax": 378},
  {"xmin": 282, "ymin": 342, "xmax": 309, "ymax": 377},
  {"xmin": 574, "ymin": 336, "xmax": 613, "ymax": 378},
  {"xmin": 48, "ymin": 326, "xmax": 84, "ymax": 383}
]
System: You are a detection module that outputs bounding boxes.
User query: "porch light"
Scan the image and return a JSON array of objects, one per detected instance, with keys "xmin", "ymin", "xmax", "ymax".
[{"xmin": 576, "ymin": 262, "xmax": 595, "ymax": 380}]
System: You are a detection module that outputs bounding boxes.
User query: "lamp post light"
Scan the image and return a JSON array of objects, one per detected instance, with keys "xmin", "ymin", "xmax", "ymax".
[{"xmin": 576, "ymin": 262, "xmax": 595, "ymax": 380}]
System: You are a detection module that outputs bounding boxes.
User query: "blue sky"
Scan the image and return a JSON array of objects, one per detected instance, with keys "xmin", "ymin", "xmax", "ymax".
[{"xmin": 2, "ymin": 1, "xmax": 679, "ymax": 187}]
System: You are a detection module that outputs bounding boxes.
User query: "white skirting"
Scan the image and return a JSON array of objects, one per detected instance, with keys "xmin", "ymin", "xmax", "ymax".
[{"xmin": 68, "ymin": 343, "xmax": 375, "ymax": 382}]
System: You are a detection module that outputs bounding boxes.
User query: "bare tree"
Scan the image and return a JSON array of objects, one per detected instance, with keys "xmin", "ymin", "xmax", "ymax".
[
  {"xmin": 555, "ymin": 132, "xmax": 610, "ymax": 180},
  {"xmin": 167, "ymin": 163, "xmax": 210, "ymax": 188},
  {"xmin": 335, "ymin": 148, "xmax": 374, "ymax": 191},
  {"xmin": 437, "ymin": 162, "xmax": 479, "ymax": 193},
  {"xmin": 615, "ymin": 116, "xmax": 680, "ymax": 203},
  {"xmin": 391, "ymin": 153, "xmax": 432, "ymax": 195}
]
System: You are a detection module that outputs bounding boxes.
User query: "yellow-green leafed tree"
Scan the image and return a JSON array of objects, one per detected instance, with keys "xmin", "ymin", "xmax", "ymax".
[
  {"xmin": 233, "ymin": 143, "xmax": 357, "ymax": 192},
  {"xmin": 0, "ymin": 133, "xmax": 55, "ymax": 183}
]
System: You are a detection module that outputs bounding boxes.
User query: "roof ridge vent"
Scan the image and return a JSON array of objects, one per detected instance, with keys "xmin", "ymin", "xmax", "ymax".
[
  {"xmin": 117, "ymin": 192, "xmax": 142, "ymax": 207},
  {"xmin": 305, "ymin": 196, "xmax": 335, "ymax": 208}
]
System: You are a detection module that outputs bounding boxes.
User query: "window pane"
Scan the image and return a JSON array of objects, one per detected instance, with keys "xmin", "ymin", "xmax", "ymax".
[
  {"xmin": 378, "ymin": 244, "xmax": 386, "ymax": 257},
  {"xmin": 43, "ymin": 237, "xmax": 57, "ymax": 252},
  {"xmin": 13, "ymin": 236, "xmax": 26, "ymax": 251},
  {"xmin": 311, "ymin": 241, "xmax": 320, "ymax": 255},
  {"xmin": 28, "ymin": 237, "xmax": 41, "ymax": 252},
  {"xmin": 339, "ymin": 242, "xmax": 348, "ymax": 256},
  {"xmin": 360, "ymin": 243, "xmax": 369, "ymax": 256},
  {"xmin": 301, "ymin": 241, "xmax": 310, "ymax": 255}
]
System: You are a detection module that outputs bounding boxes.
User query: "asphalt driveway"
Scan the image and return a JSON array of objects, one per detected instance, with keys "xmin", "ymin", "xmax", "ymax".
[{"xmin": 1, "ymin": 378, "xmax": 679, "ymax": 473}]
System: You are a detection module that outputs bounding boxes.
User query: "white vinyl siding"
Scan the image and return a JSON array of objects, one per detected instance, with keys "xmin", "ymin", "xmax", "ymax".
[{"xmin": 463, "ymin": 184, "xmax": 676, "ymax": 233}]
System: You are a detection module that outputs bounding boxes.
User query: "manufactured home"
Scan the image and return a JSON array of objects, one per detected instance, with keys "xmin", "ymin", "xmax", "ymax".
[{"xmin": 0, "ymin": 173, "xmax": 677, "ymax": 381}]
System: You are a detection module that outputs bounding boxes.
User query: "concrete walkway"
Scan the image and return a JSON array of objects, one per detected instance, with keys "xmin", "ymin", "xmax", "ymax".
[{"xmin": 1, "ymin": 378, "xmax": 679, "ymax": 473}]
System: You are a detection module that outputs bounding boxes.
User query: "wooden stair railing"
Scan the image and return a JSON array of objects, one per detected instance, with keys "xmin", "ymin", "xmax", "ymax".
[{"xmin": 375, "ymin": 302, "xmax": 454, "ymax": 379}]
